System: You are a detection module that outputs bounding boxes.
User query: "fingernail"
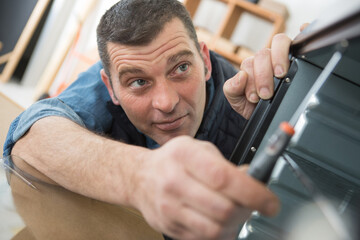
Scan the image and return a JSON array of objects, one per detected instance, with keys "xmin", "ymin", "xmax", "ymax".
[
  {"xmin": 249, "ymin": 93, "xmax": 259, "ymax": 103},
  {"xmin": 259, "ymin": 87, "xmax": 271, "ymax": 99},
  {"xmin": 274, "ymin": 65, "xmax": 285, "ymax": 78}
]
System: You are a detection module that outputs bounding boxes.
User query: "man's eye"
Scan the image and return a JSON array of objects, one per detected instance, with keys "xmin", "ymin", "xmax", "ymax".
[
  {"xmin": 175, "ymin": 63, "xmax": 189, "ymax": 74},
  {"xmin": 130, "ymin": 79, "xmax": 147, "ymax": 88}
]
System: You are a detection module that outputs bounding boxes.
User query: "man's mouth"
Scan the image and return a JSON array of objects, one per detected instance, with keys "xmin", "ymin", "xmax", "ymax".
[{"xmin": 154, "ymin": 115, "xmax": 187, "ymax": 131}]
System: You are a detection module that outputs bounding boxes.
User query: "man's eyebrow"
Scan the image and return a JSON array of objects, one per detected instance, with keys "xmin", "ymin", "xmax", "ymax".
[
  {"xmin": 167, "ymin": 50, "xmax": 194, "ymax": 65},
  {"xmin": 118, "ymin": 50, "xmax": 194, "ymax": 79},
  {"xmin": 118, "ymin": 68, "xmax": 145, "ymax": 79}
]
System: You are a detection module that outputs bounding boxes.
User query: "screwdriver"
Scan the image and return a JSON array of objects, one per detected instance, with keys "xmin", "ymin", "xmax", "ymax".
[
  {"xmin": 248, "ymin": 41, "xmax": 348, "ymax": 184},
  {"xmin": 247, "ymin": 121, "xmax": 295, "ymax": 183}
]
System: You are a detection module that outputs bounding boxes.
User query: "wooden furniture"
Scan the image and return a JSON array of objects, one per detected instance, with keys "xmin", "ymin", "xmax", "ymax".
[
  {"xmin": 9, "ymin": 156, "xmax": 164, "ymax": 240},
  {"xmin": 0, "ymin": 0, "xmax": 51, "ymax": 83},
  {"xmin": 33, "ymin": 0, "xmax": 99, "ymax": 101},
  {"xmin": 183, "ymin": 0, "xmax": 287, "ymax": 65}
]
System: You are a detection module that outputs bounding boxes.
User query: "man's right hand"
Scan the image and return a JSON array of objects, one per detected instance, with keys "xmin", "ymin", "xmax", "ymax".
[
  {"xmin": 132, "ymin": 136, "xmax": 279, "ymax": 240},
  {"xmin": 12, "ymin": 116, "xmax": 279, "ymax": 240}
]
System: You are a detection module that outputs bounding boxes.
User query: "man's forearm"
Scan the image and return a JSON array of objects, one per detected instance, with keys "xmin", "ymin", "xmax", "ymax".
[
  {"xmin": 11, "ymin": 117, "xmax": 280, "ymax": 240},
  {"xmin": 11, "ymin": 116, "xmax": 148, "ymax": 208}
]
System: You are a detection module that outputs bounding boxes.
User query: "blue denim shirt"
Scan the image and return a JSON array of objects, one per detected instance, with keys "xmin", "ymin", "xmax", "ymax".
[
  {"xmin": 3, "ymin": 61, "xmax": 112, "ymax": 156},
  {"xmin": 3, "ymin": 61, "xmax": 215, "ymax": 156}
]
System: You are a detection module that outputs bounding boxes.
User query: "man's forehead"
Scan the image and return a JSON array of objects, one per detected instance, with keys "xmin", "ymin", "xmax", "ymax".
[
  {"xmin": 108, "ymin": 41, "xmax": 199, "ymax": 74},
  {"xmin": 108, "ymin": 35, "xmax": 191, "ymax": 58}
]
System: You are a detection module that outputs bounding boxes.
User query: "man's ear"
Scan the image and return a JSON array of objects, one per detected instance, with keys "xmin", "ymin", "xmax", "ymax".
[
  {"xmin": 199, "ymin": 41, "xmax": 212, "ymax": 81},
  {"xmin": 100, "ymin": 69, "xmax": 120, "ymax": 105}
]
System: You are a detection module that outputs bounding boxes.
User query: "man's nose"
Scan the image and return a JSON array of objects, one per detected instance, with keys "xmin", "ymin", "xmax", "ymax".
[{"xmin": 152, "ymin": 80, "xmax": 179, "ymax": 113}]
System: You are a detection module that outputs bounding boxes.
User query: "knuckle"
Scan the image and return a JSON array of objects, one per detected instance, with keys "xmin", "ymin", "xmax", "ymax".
[
  {"xmin": 183, "ymin": 217, "xmax": 209, "ymax": 239},
  {"xmin": 223, "ymin": 78, "xmax": 232, "ymax": 92},
  {"xmin": 255, "ymin": 48, "xmax": 271, "ymax": 58},
  {"xmin": 273, "ymin": 33, "xmax": 288, "ymax": 41},
  {"xmin": 202, "ymin": 141, "xmax": 217, "ymax": 152},
  {"xmin": 253, "ymin": 68, "xmax": 271, "ymax": 81},
  {"xmin": 163, "ymin": 174, "xmax": 178, "ymax": 193},
  {"xmin": 159, "ymin": 199, "xmax": 172, "ymax": 216},
  {"xmin": 219, "ymin": 203, "xmax": 235, "ymax": 221},
  {"xmin": 241, "ymin": 56, "xmax": 254, "ymax": 69},
  {"xmin": 198, "ymin": 141, "xmax": 221, "ymax": 157},
  {"xmin": 209, "ymin": 165, "xmax": 228, "ymax": 190}
]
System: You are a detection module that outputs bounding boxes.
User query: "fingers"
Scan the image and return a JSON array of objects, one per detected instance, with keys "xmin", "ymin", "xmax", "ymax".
[
  {"xmin": 224, "ymin": 33, "xmax": 292, "ymax": 119},
  {"xmin": 214, "ymin": 165, "xmax": 279, "ymax": 216},
  {"xmin": 224, "ymin": 32, "xmax": 292, "ymax": 119},
  {"xmin": 141, "ymin": 137, "xmax": 280, "ymax": 240},
  {"xmin": 271, "ymin": 33, "xmax": 292, "ymax": 78},
  {"xmin": 250, "ymin": 33, "xmax": 291, "ymax": 100},
  {"xmin": 253, "ymin": 48, "xmax": 274, "ymax": 100},
  {"xmin": 223, "ymin": 57, "xmax": 257, "ymax": 104},
  {"xmin": 240, "ymin": 57, "xmax": 258, "ymax": 103},
  {"xmin": 163, "ymin": 201, "xmax": 238, "ymax": 240},
  {"xmin": 162, "ymin": 177, "xmax": 249, "ymax": 240},
  {"xmin": 223, "ymin": 58, "xmax": 258, "ymax": 119},
  {"xmin": 154, "ymin": 146, "xmax": 245, "ymax": 239},
  {"xmin": 181, "ymin": 140, "xmax": 280, "ymax": 217},
  {"xmin": 234, "ymin": 166, "xmax": 280, "ymax": 216},
  {"xmin": 223, "ymin": 70, "xmax": 248, "ymax": 100},
  {"xmin": 163, "ymin": 164, "xmax": 234, "ymax": 223},
  {"xmin": 223, "ymin": 70, "xmax": 255, "ymax": 118}
]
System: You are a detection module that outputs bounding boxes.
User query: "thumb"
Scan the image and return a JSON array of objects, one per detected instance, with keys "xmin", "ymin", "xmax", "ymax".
[
  {"xmin": 223, "ymin": 71, "xmax": 253, "ymax": 117},
  {"xmin": 223, "ymin": 71, "xmax": 247, "ymax": 102}
]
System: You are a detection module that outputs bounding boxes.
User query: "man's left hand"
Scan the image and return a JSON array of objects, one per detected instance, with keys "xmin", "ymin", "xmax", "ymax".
[{"xmin": 223, "ymin": 33, "xmax": 292, "ymax": 119}]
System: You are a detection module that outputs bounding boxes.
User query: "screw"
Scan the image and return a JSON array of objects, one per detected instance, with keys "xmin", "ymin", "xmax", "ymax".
[
  {"xmin": 250, "ymin": 147, "xmax": 257, "ymax": 152},
  {"xmin": 340, "ymin": 39, "xmax": 349, "ymax": 48},
  {"xmin": 285, "ymin": 77, "xmax": 291, "ymax": 83}
]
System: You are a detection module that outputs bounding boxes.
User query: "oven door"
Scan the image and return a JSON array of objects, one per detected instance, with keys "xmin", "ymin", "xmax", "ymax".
[{"xmin": 232, "ymin": 3, "xmax": 360, "ymax": 240}]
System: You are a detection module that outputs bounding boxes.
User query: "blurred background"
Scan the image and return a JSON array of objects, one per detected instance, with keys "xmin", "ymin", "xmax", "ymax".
[
  {"xmin": 0, "ymin": 0, "xmax": 349, "ymax": 109},
  {"xmin": 0, "ymin": 0, "xmax": 356, "ymax": 239}
]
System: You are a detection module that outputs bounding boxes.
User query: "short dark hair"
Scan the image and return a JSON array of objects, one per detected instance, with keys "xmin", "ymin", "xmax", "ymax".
[{"xmin": 96, "ymin": 0, "xmax": 200, "ymax": 77}]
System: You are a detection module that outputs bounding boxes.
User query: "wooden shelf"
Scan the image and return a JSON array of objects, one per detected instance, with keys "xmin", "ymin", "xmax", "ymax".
[
  {"xmin": 183, "ymin": 0, "xmax": 287, "ymax": 66},
  {"xmin": 0, "ymin": 0, "xmax": 51, "ymax": 83}
]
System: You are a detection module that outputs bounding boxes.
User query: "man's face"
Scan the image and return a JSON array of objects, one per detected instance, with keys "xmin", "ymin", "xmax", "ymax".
[{"xmin": 101, "ymin": 18, "xmax": 212, "ymax": 146}]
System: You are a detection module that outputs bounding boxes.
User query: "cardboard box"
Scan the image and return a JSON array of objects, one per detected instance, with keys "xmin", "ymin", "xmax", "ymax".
[{"xmin": 9, "ymin": 156, "xmax": 164, "ymax": 240}]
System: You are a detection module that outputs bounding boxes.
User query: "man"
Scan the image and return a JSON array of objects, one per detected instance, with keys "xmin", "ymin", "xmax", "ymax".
[{"xmin": 4, "ymin": 0, "xmax": 292, "ymax": 239}]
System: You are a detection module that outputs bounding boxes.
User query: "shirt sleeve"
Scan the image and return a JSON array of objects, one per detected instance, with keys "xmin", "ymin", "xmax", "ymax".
[{"xmin": 3, "ymin": 61, "xmax": 113, "ymax": 157}]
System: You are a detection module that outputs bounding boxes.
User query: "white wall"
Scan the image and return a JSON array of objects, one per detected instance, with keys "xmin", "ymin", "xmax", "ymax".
[
  {"xmin": 275, "ymin": 0, "xmax": 357, "ymax": 39},
  {"xmin": 1, "ymin": 0, "xmax": 358, "ymax": 108},
  {"xmin": 17, "ymin": 0, "xmax": 358, "ymax": 89},
  {"xmin": 192, "ymin": 0, "xmax": 355, "ymax": 52}
]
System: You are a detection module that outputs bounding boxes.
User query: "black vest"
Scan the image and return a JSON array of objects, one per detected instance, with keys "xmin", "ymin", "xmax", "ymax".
[{"xmin": 106, "ymin": 51, "xmax": 247, "ymax": 159}]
